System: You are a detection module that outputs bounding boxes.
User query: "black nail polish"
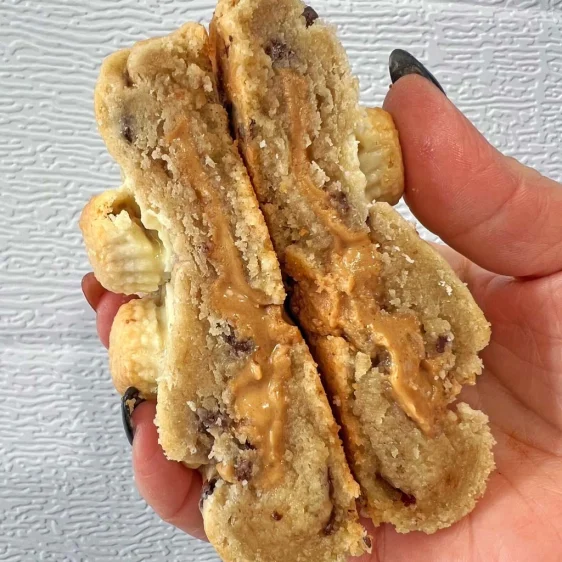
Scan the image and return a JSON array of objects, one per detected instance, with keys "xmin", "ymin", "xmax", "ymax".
[
  {"xmin": 389, "ymin": 49, "xmax": 445, "ymax": 95},
  {"xmin": 121, "ymin": 387, "xmax": 145, "ymax": 445}
]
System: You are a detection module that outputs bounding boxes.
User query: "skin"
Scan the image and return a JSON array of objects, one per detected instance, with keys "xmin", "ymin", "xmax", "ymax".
[{"xmin": 83, "ymin": 75, "xmax": 562, "ymax": 561}]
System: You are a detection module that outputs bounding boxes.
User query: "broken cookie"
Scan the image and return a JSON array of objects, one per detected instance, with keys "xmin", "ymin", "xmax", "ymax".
[
  {"xmin": 211, "ymin": 0, "xmax": 495, "ymax": 534},
  {"xmin": 80, "ymin": 23, "xmax": 366, "ymax": 562}
]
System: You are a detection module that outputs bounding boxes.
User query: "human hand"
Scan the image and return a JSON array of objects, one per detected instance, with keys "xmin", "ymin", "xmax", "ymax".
[{"xmin": 82, "ymin": 60, "xmax": 562, "ymax": 561}]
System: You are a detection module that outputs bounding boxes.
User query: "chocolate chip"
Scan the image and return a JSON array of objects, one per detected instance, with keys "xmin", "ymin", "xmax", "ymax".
[
  {"xmin": 400, "ymin": 492, "xmax": 416, "ymax": 507},
  {"xmin": 322, "ymin": 507, "xmax": 337, "ymax": 536},
  {"xmin": 223, "ymin": 329, "xmax": 255, "ymax": 356},
  {"xmin": 363, "ymin": 536, "xmax": 372, "ymax": 549},
  {"xmin": 373, "ymin": 348, "xmax": 392, "ymax": 374},
  {"xmin": 235, "ymin": 459, "xmax": 253, "ymax": 482},
  {"xmin": 196, "ymin": 408, "xmax": 218, "ymax": 430},
  {"xmin": 199, "ymin": 479, "xmax": 217, "ymax": 510},
  {"xmin": 265, "ymin": 40, "xmax": 295, "ymax": 66},
  {"xmin": 329, "ymin": 191, "xmax": 350, "ymax": 215},
  {"xmin": 248, "ymin": 119, "xmax": 257, "ymax": 138},
  {"xmin": 120, "ymin": 116, "xmax": 134, "ymax": 144},
  {"xmin": 239, "ymin": 439, "xmax": 256, "ymax": 451},
  {"xmin": 303, "ymin": 6, "xmax": 319, "ymax": 27},
  {"xmin": 197, "ymin": 408, "xmax": 229, "ymax": 432},
  {"xmin": 436, "ymin": 334, "xmax": 450, "ymax": 354},
  {"xmin": 271, "ymin": 511, "xmax": 283, "ymax": 521}
]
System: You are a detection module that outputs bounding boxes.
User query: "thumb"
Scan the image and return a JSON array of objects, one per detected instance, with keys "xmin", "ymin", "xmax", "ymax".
[{"xmin": 384, "ymin": 71, "xmax": 562, "ymax": 278}]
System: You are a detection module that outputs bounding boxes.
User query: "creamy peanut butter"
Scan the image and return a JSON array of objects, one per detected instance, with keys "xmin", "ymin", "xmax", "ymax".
[
  {"xmin": 279, "ymin": 70, "xmax": 447, "ymax": 435},
  {"xmin": 167, "ymin": 119, "xmax": 298, "ymax": 487},
  {"xmin": 368, "ymin": 315, "xmax": 446, "ymax": 435},
  {"xmin": 280, "ymin": 71, "xmax": 368, "ymax": 249}
]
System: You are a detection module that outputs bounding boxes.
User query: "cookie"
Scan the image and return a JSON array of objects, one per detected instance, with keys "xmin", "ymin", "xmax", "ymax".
[
  {"xmin": 80, "ymin": 23, "xmax": 367, "ymax": 562},
  {"xmin": 211, "ymin": 0, "xmax": 495, "ymax": 533}
]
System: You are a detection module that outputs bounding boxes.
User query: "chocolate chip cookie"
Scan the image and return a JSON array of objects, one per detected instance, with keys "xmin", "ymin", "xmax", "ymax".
[
  {"xmin": 211, "ymin": 0, "xmax": 495, "ymax": 533},
  {"xmin": 80, "ymin": 23, "xmax": 366, "ymax": 561}
]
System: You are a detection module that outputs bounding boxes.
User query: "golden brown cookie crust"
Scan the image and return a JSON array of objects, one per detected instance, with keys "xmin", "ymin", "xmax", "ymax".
[{"xmin": 80, "ymin": 23, "xmax": 366, "ymax": 562}]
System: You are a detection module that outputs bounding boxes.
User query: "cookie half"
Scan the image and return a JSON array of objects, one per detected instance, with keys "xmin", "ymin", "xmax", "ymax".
[
  {"xmin": 80, "ymin": 23, "xmax": 367, "ymax": 561},
  {"xmin": 211, "ymin": 0, "xmax": 495, "ymax": 533}
]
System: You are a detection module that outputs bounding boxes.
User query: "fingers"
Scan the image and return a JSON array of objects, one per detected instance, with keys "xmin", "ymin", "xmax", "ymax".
[
  {"xmin": 96, "ymin": 291, "xmax": 136, "ymax": 348},
  {"xmin": 433, "ymin": 243, "xmax": 562, "ymax": 433},
  {"xmin": 83, "ymin": 278, "xmax": 206, "ymax": 538},
  {"xmin": 81, "ymin": 273, "xmax": 135, "ymax": 348},
  {"xmin": 132, "ymin": 401, "xmax": 207, "ymax": 541},
  {"xmin": 384, "ymin": 74, "xmax": 562, "ymax": 278}
]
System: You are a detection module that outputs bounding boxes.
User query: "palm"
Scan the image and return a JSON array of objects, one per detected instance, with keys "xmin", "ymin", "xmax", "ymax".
[{"xmin": 362, "ymin": 263, "xmax": 562, "ymax": 562}]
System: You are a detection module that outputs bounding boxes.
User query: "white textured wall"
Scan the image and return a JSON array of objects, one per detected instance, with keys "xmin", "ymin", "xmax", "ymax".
[{"xmin": 1, "ymin": 0, "xmax": 560, "ymax": 560}]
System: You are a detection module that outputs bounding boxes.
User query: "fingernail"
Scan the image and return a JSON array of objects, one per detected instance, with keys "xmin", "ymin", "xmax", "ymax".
[
  {"xmin": 121, "ymin": 387, "xmax": 145, "ymax": 445},
  {"xmin": 389, "ymin": 49, "xmax": 446, "ymax": 95}
]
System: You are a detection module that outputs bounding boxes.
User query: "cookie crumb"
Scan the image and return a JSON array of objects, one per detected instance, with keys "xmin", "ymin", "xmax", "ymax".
[
  {"xmin": 438, "ymin": 280, "xmax": 453, "ymax": 296},
  {"xmin": 203, "ymin": 75, "xmax": 213, "ymax": 92}
]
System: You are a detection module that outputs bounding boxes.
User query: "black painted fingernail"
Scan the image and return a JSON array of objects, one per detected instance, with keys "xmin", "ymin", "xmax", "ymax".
[
  {"xmin": 389, "ymin": 49, "xmax": 445, "ymax": 95},
  {"xmin": 121, "ymin": 387, "xmax": 145, "ymax": 445}
]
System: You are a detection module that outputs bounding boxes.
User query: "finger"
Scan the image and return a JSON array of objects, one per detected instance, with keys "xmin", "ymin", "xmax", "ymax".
[
  {"xmin": 96, "ymin": 291, "xmax": 136, "ymax": 349},
  {"xmin": 384, "ymin": 74, "xmax": 562, "ymax": 278},
  {"xmin": 81, "ymin": 273, "xmax": 107, "ymax": 311},
  {"xmin": 433, "ymin": 243, "xmax": 562, "ymax": 434},
  {"xmin": 132, "ymin": 401, "xmax": 207, "ymax": 541}
]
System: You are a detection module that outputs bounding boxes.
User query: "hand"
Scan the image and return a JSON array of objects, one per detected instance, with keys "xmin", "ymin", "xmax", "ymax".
[{"xmin": 82, "ymin": 73, "xmax": 562, "ymax": 561}]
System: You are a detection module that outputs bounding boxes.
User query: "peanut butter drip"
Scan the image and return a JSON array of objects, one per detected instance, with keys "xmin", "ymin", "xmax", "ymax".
[
  {"xmin": 168, "ymin": 119, "xmax": 297, "ymax": 487},
  {"xmin": 280, "ymin": 71, "xmax": 367, "ymax": 250},
  {"xmin": 280, "ymin": 71, "xmax": 446, "ymax": 435}
]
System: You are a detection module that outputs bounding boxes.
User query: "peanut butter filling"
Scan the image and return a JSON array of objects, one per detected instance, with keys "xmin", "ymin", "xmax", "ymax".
[
  {"xmin": 279, "ymin": 71, "xmax": 447, "ymax": 435},
  {"xmin": 168, "ymin": 119, "xmax": 298, "ymax": 487}
]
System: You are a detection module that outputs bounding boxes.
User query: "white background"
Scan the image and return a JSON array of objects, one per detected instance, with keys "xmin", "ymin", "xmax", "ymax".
[{"xmin": 1, "ymin": 0, "xmax": 561, "ymax": 560}]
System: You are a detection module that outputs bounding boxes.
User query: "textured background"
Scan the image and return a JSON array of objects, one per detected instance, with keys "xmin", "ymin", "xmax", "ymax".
[{"xmin": 1, "ymin": 0, "xmax": 561, "ymax": 560}]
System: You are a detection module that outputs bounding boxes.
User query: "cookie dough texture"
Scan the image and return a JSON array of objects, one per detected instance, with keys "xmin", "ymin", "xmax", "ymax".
[
  {"xmin": 80, "ymin": 23, "xmax": 366, "ymax": 562},
  {"xmin": 211, "ymin": 0, "xmax": 495, "ymax": 534}
]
